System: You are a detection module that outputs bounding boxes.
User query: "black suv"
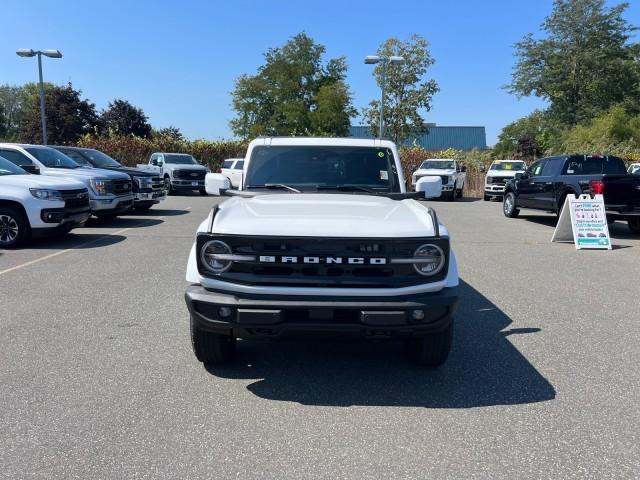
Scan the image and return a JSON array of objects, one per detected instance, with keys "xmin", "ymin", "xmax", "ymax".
[
  {"xmin": 502, "ymin": 154, "xmax": 640, "ymax": 234},
  {"xmin": 53, "ymin": 146, "xmax": 166, "ymax": 211}
]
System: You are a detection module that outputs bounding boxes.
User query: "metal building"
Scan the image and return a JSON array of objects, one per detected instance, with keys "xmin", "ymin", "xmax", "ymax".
[{"xmin": 349, "ymin": 125, "xmax": 487, "ymax": 150}]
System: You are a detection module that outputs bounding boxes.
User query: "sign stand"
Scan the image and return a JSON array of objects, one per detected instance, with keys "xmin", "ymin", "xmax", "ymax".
[{"xmin": 551, "ymin": 194, "xmax": 612, "ymax": 249}]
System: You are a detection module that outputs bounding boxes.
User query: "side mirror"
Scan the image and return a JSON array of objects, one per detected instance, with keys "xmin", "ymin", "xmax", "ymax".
[
  {"xmin": 205, "ymin": 173, "xmax": 231, "ymax": 195},
  {"xmin": 21, "ymin": 165, "xmax": 40, "ymax": 175},
  {"xmin": 415, "ymin": 176, "xmax": 442, "ymax": 199},
  {"xmin": 460, "ymin": 165, "xmax": 467, "ymax": 173},
  {"xmin": 480, "ymin": 166, "xmax": 486, "ymax": 173},
  {"xmin": 515, "ymin": 172, "xmax": 524, "ymax": 180}
]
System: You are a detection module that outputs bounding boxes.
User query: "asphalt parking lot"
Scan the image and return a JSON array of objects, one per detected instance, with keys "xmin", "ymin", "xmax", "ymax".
[{"xmin": 2, "ymin": 194, "xmax": 639, "ymax": 479}]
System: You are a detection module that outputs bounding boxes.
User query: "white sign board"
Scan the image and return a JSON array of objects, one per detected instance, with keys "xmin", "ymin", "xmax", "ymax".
[{"xmin": 551, "ymin": 194, "xmax": 611, "ymax": 250}]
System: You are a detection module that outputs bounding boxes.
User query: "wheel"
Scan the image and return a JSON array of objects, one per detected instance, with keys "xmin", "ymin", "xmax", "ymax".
[
  {"xmin": 484, "ymin": 194, "xmax": 491, "ymax": 201},
  {"xmin": 199, "ymin": 189, "xmax": 208, "ymax": 196},
  {"xmin": 556, "ymin": 195, "xmax": 567, "ymax": 218},
  {"xmin": 405, "ymin": 322, "xmax": 453, "ymax": 367},
  {"xmin": 456, "ymin": 184, "xmax": 464, "ymax": 199},
  {"xmin": 164, "ymin": 176, "xmax": 173, "ymax": 195},
  {"xmin": 447, "ymin": 190, "xmax": 456, "ymax": 202},
  {"xmin": 503, "ymin": 192, "xmax": 520, "ymax": 218},
  {"xmin": 190, "ymin": 314, "xmax": 236, "ymax": 365},
  {"xmin": 0, "ymin": 207, "xmax": 29, "ymax": 248},
  {"xmin": 629, "ymin": 218, "xmax": 640, "ymax": 234}
]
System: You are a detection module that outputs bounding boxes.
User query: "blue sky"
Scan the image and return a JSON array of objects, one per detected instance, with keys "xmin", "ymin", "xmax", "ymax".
[{"xmin": 3, "ymin": 0, "xmax": 639, "ymax": 145}]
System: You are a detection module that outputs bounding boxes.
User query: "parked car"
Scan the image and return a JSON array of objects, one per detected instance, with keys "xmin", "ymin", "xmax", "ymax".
[
  {"xmin": 185, "ymin": 137, "xmax": 457, "ymax": 367},
  {"xmin": 0, "ymin": 144, "xmax": 134, "ymax": 219},
  {"xmin": 484, "ymin": 160, "xmax": 527, "ymax": 201},
  {"xmin": 412, "ymin": 158, "xmax": 466, "ymax": 201},
  {"xmin": 138, "ymin": 152, "xmax": 208, "ymax": 195},
  {"xmin": 0, "ymin": 155, "xmax": 90, "ymax": 247},
  {"xmin": 52, "ymin": 146, "xmax": 166, "ymax": 211},
  {"xmin": 503, "ymin": 154, "xmax": 640, "ymax": 234},
  {"xmin": 629, "ymin": 163, "xmax": 640, "ymax": 175},
  {"xmin": 218, "ymin": 158, "xmax": 244, "ymax": 188}
]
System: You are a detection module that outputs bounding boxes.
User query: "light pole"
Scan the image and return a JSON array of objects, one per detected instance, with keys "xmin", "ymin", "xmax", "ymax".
[
  {"xmin": 364, "ymin": 55, "xmax": 405, "ymax": 138},
  {"xmin": 16, "ymin": 49, "xmax": 63, "ymax": 145}
]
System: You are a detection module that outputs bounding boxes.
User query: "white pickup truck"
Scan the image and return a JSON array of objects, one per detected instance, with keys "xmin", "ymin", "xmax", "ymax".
[
  {"xmin": 0, "ymin": 155, "xmax": 90, "ymax": 247},
  {"xmin": 138, "ymin": 152, "xmax": 209, "ymax": 195},
  {"xmin": 184, "ymin": 137, "xmax": 459, "ymax": 367},
  {"xmin": 412, "ymin": 158, "xmax": 466, "ymax": 201},
  {"xmin": 484, "ymin": 159, "xmax": 527, "ymax": 200}
]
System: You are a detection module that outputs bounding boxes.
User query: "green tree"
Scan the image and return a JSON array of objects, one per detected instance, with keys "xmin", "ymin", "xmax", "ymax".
[
  {"xmin": 100, "ymin": 99, "xmax": 152, "ymax": 138},
  {"xmin": 19, "ymin": 82, "xmax": 99, "ymax": 144},
  {"xmin": 0, "ymin": 85, "xmax": 28, "ymax": 141},
  {"xmin": 230, "ymin": 32, "xmax": 355, "ymax": 138},
  {"xmin": 508, "ymin": 0, "xmax": 640, "ymax": 125},
  {"xmin": 153, "ymin": 125, "xmax": 184, "ymax": 141},
  {"xmin": 363, "ymin": 34, "xmax": 439, "ymax": 144},
  {"xmin": 494, "ymin": 110, "xmax": 560, "ymax": 158}
]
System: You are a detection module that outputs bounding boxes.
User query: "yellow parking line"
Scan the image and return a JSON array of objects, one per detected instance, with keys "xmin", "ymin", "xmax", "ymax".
[{"xmin": 0, "ymin": 217, "xmax": 165, "ymax": 277}]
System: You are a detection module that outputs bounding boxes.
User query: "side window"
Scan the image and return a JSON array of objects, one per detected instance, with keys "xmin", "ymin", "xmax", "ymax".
[
  {"xmin": 541, "ymin": 159, "xmax": 558, "ymax": 176},
  {"xmin": 63, "ymin": 150, "xmax": 89, "ymax": 166},
  {"xmin": 527, "ymin": 160, "xmax": 546, "ymax": 177},
  {"xmin": 0, "ymin": 149, "xmax": 33, "ymax": 167},
  {"xmin": 222, "ymin": 160, "xmax": 234, "ymax": 169},
  {"xmin": 235, "ymin": 161, "xmax": 244, "ymax": 170},
  {"xmin": 157, "ymin": 155, "xmax": 163, "ymax": 165}
]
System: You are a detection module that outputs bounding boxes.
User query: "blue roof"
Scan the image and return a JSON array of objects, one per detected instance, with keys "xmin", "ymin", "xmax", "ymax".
[{"xmin": 349, "ymin": 125, "xmax": 487, "ymax": 151}]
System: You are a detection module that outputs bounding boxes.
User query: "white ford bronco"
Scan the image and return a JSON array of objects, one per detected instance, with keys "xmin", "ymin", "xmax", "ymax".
[{"xmin": 185, "ymin": 137, "xmax": 459, "ymax": 366}]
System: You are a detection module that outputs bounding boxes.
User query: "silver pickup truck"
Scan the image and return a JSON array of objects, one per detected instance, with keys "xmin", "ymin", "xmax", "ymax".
[{"xmin": 138, "ymin": 152, "xmax": 209, "ymax": 195}]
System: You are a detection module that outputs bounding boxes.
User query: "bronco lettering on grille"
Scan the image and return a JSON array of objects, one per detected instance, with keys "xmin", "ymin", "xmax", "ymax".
[{"xmin": 258, "ymin": 256, "xmax": 387, "ymax": 265}]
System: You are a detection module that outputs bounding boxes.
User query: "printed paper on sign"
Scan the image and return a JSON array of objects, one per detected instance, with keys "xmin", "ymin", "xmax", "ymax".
[{"xmin": 551, "ymin": 194, "xmax": 611, "ymax": 250}]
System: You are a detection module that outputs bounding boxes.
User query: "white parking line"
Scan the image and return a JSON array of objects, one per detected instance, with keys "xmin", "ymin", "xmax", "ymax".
[{"xmin": 0, "ymin": 216, "xmax": 168, "ymax": 277}]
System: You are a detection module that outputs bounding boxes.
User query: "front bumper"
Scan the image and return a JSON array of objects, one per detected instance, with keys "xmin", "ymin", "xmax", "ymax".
[
  {"xmin": 485, "ymin": 185, "xmax": 506, "ymax": 194},
  {"xmin": 134, "ymin": 190, "xmax": 166, "ymax": 205},
  {"xmin": 185, "ymin": 285, "xmax": 459, "ymax": 339},
  {"xmin": 32, "ymin": 208, "xmax": 90, "ymax": 237},
  {"xmin": 90, "ymin": 194, "xmax": 135, "ymax": 213},
  {"xmin": 171, "ymin": 180, "xmax": 205, "ymax": 190}
]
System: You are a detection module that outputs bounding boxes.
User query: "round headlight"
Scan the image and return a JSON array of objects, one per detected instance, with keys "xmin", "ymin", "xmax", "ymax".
[
  {"xmin": 413, "ymin": 244, "xmax": 445, "ymax": 276},
  {"xmin": 201, "ymin": 240, "xmax": 232, "ymax": 274}
]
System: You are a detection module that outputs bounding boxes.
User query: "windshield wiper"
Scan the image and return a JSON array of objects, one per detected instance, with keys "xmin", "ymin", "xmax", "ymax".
[
  {"xmin": 315, "ymin": 185, "xmax": 377, "ymax": 194},
  {"xmin": 247, "ymin": 183, "xmax": 301, "ymax": 193}
]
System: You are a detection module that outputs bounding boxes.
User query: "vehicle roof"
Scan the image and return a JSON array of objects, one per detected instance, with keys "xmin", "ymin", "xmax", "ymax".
[
  {"xmin": 50, "ymin": 145, "xmax": 87, "ymax": 150},
  {"xmin": 491, "ymin": 159, "xmax": 523, "ymax": 162},
  {"xmin": 248, "ymin": 137, "xmax": 397, "ymax": 148},
  {"xmin": 152, "ymin": 152, "xmax": 195, "ymax": 155},
  {"xmin": 421, "ymin": 158, "xmax": 456, "ymax": 162},
  {"xmin": 0, "ymin": 143, "xmax": 53, "ymax": 149}
]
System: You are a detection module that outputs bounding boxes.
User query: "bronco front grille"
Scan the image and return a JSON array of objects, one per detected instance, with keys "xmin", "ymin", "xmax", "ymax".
[{"xmin": 197, "ymin": 235, "xmax": 450, "ymax": 288}]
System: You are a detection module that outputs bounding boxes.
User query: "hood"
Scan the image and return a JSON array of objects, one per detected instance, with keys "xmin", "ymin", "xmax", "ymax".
[
  {"xmin": 100, "ymin": 166, "xmax": 154, "ymax": 177},
  {"xmin": 167, "ymin": 164, "xmax": 207, "ymax": 171},
  {"xmin": 211, "ymin": 193, "xmax": 438, "ymax": 238},
  {"xmin": 40, "ymin": 167, "xmax": 129, "ymax": 180},
  {"xmin": 0, "ymin": 174, "xmax": 86, "ymax": 190},
  {"xmin": 414, "ymin": 168, "xmax": 456, "ymax": 176},
  {"xmin": 486, "ymin": 170, "xmax": 524, "ymax": 179}
]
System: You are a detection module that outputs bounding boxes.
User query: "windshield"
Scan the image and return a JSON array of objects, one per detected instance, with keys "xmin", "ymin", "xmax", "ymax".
[
  {"xmin": 0, "ymin": 156, "xmax": 27, "ymax": 176},
  {"xmin": 164, "ymin": 154, "xmax": 198, "ymax": 165},
  {"xmin": 26, "ymin": 147, "xmax": 81, "ymax": 169},
  {"xmin": 490, "ymin": 161, "xmax": 526, "ymax": 171},
  {"xmin": 62, "ymin": 148, "xmax": 121, "ymax": 168},
  {"xmin": 245, "ymin": 146, "xmax": 400, "ymax": 192},
  {"xmin": 419, "ymin": 160, "xmax": 454, "ymax": 170}
]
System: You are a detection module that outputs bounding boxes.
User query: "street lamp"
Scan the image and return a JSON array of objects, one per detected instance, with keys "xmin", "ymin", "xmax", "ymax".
[
  {"xmin": 16, "ymin": 49, "xmax": 63, "ymax": 145},
  {"xmin": 364, "ymin": 55, "xmax": 405, "ymax": 138}
]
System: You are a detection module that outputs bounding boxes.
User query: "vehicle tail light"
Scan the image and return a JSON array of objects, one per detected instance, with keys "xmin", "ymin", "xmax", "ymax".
[{"xmin": 590, "ymin": 180, "xmax": 604, "ymax": 195}]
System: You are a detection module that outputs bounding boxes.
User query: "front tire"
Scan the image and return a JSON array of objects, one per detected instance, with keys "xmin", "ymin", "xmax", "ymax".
[
  {"xmin": 190, "ymin": 315, "xmax": 236, "ymax": 364},
  {"xmin": 503, "ymin": 192, "xmax": 520, "ymax": 218},
  {"xmin": 446, "ymin": 190, "xmax": 456, "ymax": 202},
  {"xmin": 164, "ymin": 176, "xmax": 173, "ymax": 195},
  {"xmin": 134, "ymin": 205, "xmax": 153, "ymax": 212},
  {"xmin": 0, "ymin": 207, "xmax": 29, "ymax": 248},
  {"xmin": 484, "ymin": 194, "xmax": 491, "ymax": 201},
  {"xmin": 629, "ymin": 218, "xmax": 640, "ymax": 235},
  {"xmin": 456, "ymin": 184, "xmax": 464, "ymax": 199},
  {"xmin": 199, "ymin": 189, "xmax": 208, "ymax": 196},
  {"xmin": 405, "ymin": 323, "xmax": 453, "ymax": 367}
]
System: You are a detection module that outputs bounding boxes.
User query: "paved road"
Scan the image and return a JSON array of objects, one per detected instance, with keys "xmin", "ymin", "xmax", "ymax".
[{"xmin": 1, "ymin": 195, "xmax": 639, "ymax": 479}]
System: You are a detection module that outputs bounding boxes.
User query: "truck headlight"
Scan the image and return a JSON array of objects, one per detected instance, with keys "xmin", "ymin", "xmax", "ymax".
[
  {"xmin": 136, "ymin": 177, "xmax": 153, "ymax": 188},
  {"xmin": 89, "ymin": 179, "xmax": 110, "ymax": 195},
  {"xmin": 201, "ymin": 240, "xmax": 233, "ymax": 274},
  {"xmin": 413, "ymin": 244, "xmax": 445, "ymax": 276},
  {"xmin": 29, "ymin": 188, "xmax": 62, "ymax": 201}
]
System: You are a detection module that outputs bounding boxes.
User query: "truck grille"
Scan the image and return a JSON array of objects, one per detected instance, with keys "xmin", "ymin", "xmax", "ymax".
[
  {"xmin": 197, "ymin": 235, "xmax": 449, "ymax": 288},
  {"xmin": 174, "ymin": 169, "xmax": 205, "ymax": 180},
  {"xmin": 108, "ymin": 179, "xmax": 132, "ymax": 195},
  {"xmin": 60, "ymin": 188, "xmax": 90, "ymax": 209},
  {"xmin": 151, "ymin": 176, "xmax": 164, "ymax": 191}
]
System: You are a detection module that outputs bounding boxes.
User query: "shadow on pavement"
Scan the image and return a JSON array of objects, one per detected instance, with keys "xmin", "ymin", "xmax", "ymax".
[
  {"xmin": 26, "ymin": 233, "xmax": 127, "ymax": 250},
  {"xmin": 129, "ymin": 208, "xmax": 191, "ymax": 217},
  {"xmin": 205, "ymin": 280, "xmax": 556, "ymax": 408},
  {"xmin": 520, "ymin": 215, "xmax": 637, "ymax": 242},
  {"xmin": 86, "ymin": 217, "xmax": 164, "ymax": 228}
]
